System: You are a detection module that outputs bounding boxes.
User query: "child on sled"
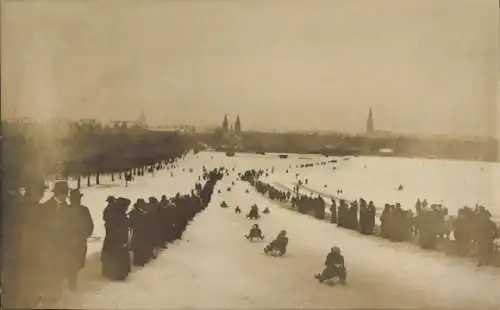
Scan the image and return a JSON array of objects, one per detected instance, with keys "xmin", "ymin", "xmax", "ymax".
[
  {"xmin": 315, "ymin": 246, "xmax": 347, "ymax": 285},
  {"xmin": 264, "ymin": 230, "xmax": 288, "ymax": 256},
  {"xmin": 245, "ymin": 224, "xmax": 264, "ymax": 241},
  {"xmin": 246, "ymin": 204, "xmax": 260, "ymax": 220}
]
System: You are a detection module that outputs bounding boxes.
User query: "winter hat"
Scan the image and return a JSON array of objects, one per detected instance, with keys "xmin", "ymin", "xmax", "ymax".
[{"xmin": 52, "ymin": 180, "xmax": 69, "ymax": 194}]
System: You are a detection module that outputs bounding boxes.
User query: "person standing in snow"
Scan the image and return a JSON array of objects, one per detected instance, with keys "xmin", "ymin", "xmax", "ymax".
[
  {"xmin": 366, "ymin": 201, "xmax": 376, "ymax": 235},
  {"xmin": 475, "ymin": 209, "xmax": 497, "ymax": 266},
  {"xmin": 17, "ymin": 180, "xmax": 48, "ymax": 307},
  {"xmin": 1, "ymin": 178, "xmax": 46, "ymax": 308},
  {"xmin": 65, "ymin": 189, "xmax": 94, "ymax": 291},
  {"xmin": 101, "ymin": 197, "xmax": 131, "ymax": 281},
  {"xmin": 158, "ymin": 195, "xmax": 172, "ymax": 247},
  {"xmin": 147, "ymin": 197, "xmax": 162, "ymax": 258},
  {"xmin": 330, "ymin": 199, "xmax": 337, "ymax": 224},
  {"xmin": 102, "ymin": 196, "xmax": 116, "ymax": 222},
  {"xmin": 129, "ymin": 199, "xmax": 152, "ymax": 266},
  {"xmin": 38, "ymin": 180, "xmax": 71, "ymax": 302},
  {"xmin": 359, "ymin": 199, "xmax": 368, "ymax": 234}
]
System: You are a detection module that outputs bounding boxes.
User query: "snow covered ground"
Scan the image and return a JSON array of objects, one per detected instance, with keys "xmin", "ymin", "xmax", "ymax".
[
  {"xmin": 270, "ymin": 155, "xmax": 500, "ymax": 220},
  {"xmin": 54, "ymin": 152, "xmax": 500, "ymax": 309}
]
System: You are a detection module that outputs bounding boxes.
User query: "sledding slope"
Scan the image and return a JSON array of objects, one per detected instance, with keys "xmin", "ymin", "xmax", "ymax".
[{"xmin": 56, "ymin": 173, "xmax": 500, "ymax": 309}]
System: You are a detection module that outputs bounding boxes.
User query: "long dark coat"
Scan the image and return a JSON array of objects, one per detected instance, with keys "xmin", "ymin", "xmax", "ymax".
[
  {"xmin": 101, "ymin": 202, "xmax": 131, "ymax": 281},
  {"xmin": 66, "ymin": 204, "xmax": 94, "ymax": 273},
  {"xmin": 129, "ymin": 207, "xmax": 153, "ymax": 266},
  {"xmin": 39, "ymin": 197, "xmax": 73, "ymax": 278}
]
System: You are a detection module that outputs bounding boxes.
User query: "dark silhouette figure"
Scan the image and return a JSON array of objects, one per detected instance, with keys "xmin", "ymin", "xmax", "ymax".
[
  {"xmin": 38, "ymin": 181, "xmax": 71, "ymax": 301},
  {"xmin": 315, "ymin": 246, "xmax": 347, "ymax": 285},
  {"xmin": 129, "ymin": 199, "xmax": 153, "ymax": 266},
  {"xmin": 245, "ymin": 224, "xmax": 264, "ymax": 241},
  {"xmin": 101, "ymin": 197, "xmax": 131, "ymax": 281},
  {"xmin": 246, "ymin": 204, "xmax": 260, "ymax": 220},
  {"xmin": 264, "ymin": 230, "xmax": 288, "ymax": 256},
  {"xmin": 66, "ymin": 189, "xmax": 94, "ymax": 291}
]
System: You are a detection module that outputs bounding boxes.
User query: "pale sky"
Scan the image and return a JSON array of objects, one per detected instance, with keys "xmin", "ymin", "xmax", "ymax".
[{"xmin": 1, "ymin": 0, "xmax": 498, "ymax": 137}]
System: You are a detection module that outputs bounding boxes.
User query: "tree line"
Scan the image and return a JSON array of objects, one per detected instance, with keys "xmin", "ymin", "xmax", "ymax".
[{"xmin": 1, "ymin": 119, "xmax": 194, "ymax": 190}]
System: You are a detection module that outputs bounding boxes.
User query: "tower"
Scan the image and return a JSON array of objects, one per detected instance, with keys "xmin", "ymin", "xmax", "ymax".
[
  {"xmin": 222, "ymin": 114, "xmax": 229, "ymax": 134},
  {"xmin": 138, "ymin": 109, "xmax": 147, "ymax": 128},
  {"xmin": 234, "ymin": 114, "xmax": 241, "ymax": 135},
  {"xmin": 366, "ymin": 107, "xmax": 374, "ymax": 134}
]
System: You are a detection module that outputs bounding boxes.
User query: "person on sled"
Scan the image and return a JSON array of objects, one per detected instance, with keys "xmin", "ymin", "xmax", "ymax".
[
  {"xmin": 315, "ymin": 246, "xmax": 347, "ymax": 285},
  {"xmin": 245, "ymin": 224, "xmax": 265, "ymax": 241},
  {"xmin": 263, "ymin": 207, "xmax": 270, "ymax": 214},
  {"xmin": 246, "ymin": 204, "xmax": 260, "ymax": 220},
  {"xmin": 264, "ymin": 230, "xmax": 288, "ymax": 256},
  {"xmin": 220, "ymin": 201, "xmax": 229, "ymax": 208}
]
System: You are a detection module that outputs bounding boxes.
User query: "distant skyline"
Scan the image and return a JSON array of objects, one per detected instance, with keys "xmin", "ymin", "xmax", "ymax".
[{"xmin": 2, "ymin": 0, "xmax": 498, "ymax": 138}]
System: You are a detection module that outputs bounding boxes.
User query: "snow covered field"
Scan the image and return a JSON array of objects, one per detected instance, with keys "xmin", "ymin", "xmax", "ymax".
[
  {"xmin": 262, "ymin": 153, "xmax": 500, "ymax": 221},
  {"xmin": 53, "ymin": 151, "xmax": 500, "ymax": 309}
]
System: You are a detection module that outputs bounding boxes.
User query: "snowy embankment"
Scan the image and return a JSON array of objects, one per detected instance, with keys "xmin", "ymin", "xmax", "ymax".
[{"xmin": 56, "ymin": 161, "xmax": 500, "ymax": 309}]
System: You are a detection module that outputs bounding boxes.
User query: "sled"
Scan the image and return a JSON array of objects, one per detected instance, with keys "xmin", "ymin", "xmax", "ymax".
[
  {"xmin": 314, "ymin": 274, "xmax": 346, "ymax": 286},
  {"xmin": 245, "ymin": 235, "xmax": 265, "ymax": 242},
  {"xmin": 264, "ymin": 246, "xmax": 286, "ymax": 257}
]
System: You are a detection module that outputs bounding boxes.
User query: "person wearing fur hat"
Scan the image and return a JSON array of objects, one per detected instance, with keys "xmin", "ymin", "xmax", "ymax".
[{"xmin": 65, "ymin": 189, "xmax": 94, "ymax": 291}]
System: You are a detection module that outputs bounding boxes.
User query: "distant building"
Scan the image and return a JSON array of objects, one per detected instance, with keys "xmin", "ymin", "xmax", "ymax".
[
  {"xmin": 234, "ymin": 114, "xmax": 242, "ymax": 135},
  {"xmin": 366, "ymin": 107, "xmax": 374, "ymax": 134},
  {"xmin": 365, "ymin": 107, "xmax": 393, "ymax": 137},
  {"xmin": 222, "ymin": 114, "xmax": 229, "ymax": 134},
  {"xmin": 137, "ymin": 110, "xmax": 147, "ymax": 128}
]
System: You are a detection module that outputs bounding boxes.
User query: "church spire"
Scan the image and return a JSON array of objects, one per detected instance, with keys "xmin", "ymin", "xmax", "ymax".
[
  {"xmin": 138, "ymin": 109, "xmax": 147, "ymax": 128},
  {"xmin": 222, "ymin": 114, "xmax": 229, "ymax": 134},
  {"xmin": 366, "ymin": 107, "xmax": 374, "ymax": 134},
  {"xmin": 234, "ymin": 114, "xmax": 241, "ymax": 135}
]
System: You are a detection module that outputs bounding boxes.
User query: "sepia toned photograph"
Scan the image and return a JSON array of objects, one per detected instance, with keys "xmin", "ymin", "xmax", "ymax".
[{"xmin": 1, "ymin": 0, "xmax": 499, "ymax": 309}]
